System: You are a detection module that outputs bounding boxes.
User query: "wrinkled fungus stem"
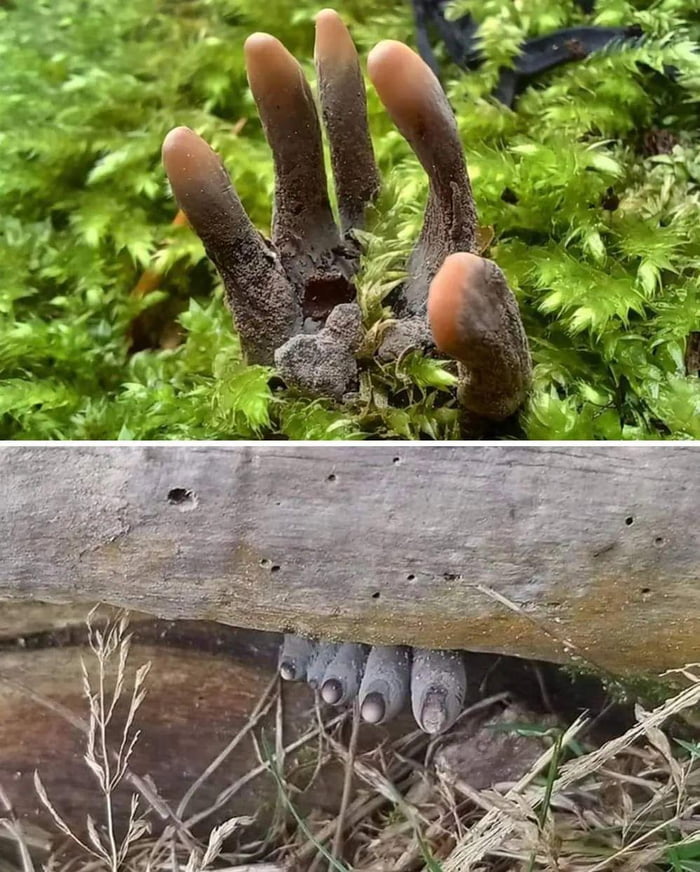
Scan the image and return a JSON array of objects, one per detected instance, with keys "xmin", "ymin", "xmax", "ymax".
[{"xmin": 163, "ymin": 9, "xmax": 532, "ymax": 424}]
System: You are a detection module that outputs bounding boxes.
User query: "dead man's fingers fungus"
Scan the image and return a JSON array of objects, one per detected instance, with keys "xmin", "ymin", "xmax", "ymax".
[
  {"xmin": 428, "ymin": 253, "xmax": 531, "ymax": 420},
  {"xmin": 163, "ymin": 12, "xmax": 531, "ymax": 421},
  {"xmin": 320, "ymin": 642, "xmax": 370, "ymax": 705},
  {"xmin": 279, "ymin": 636, "xmax": 467, "ymax": 734}
]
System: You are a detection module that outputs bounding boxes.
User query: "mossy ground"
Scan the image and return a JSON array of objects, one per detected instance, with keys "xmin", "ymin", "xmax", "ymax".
[{"xmin": 1, "ymin": 0, "xmax": 699, "ymax": 439}]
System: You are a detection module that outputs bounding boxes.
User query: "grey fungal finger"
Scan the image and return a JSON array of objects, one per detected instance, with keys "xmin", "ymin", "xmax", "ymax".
[
  {"xmin": 162, "ymin": 126, "xmax": 301, "ymax": 364},
  {"xmin": 306, "ymin": 642, "xmax": 341, "ymax": 690},
  {"xmin": 279, "ymin": 634, "xmax": 316, "ymax": 681},
  {"xmin": 358, "ymin": 645, "xmax": 411, "ymax": 725},
  {"xmin": 321, "ymin": 642, "xmax": 369, "ymax": 705},
  {"xmin": 314, "ymin": 9, "xmax": 380, "ymax": 233},
  {"xmin": 367, "ymin": 40, "xmax": 477, "ymax": 315},
  {"xmin": 428, "ymin": 253, "xmax": 531, "ymax": 420},
  {"xmin": 244, "ymin": 33, "xmax": 340, "ymax": 260},
  {"xmin": 411, "ymin": 648, "xmax": 466, "ymax": 734}
]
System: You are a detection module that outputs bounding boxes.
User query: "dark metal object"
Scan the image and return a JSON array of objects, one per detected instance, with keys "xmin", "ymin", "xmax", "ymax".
[{"xmin": 410, "ymin": 0, "xmax": 642, "ymax": 106}]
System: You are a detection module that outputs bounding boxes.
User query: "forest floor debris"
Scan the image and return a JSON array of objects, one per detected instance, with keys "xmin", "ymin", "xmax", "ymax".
[{"xmin": 0, "ymin": 612, "xmax": 698, "ymax": 872}]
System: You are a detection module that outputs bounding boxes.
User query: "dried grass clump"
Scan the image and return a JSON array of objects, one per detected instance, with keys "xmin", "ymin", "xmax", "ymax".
[{"xmin": 0, "ymin": 612, "xmax": 698, "ymax": 872}]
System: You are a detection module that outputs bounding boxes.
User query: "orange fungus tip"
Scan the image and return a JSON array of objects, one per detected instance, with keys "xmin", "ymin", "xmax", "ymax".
[
  {"xmin": 315, "ymin": 8, "xmax": 341, "ymax": 25},
  {"xmin": 162, "ymin": 126, "xmax": 195, "ymax": 160},
  {"xmin": 366, "ymin": 40, "xmax": 405, "ymax": 82},
  {"xmin": 245, "ymin": 32, "xmax": 304, "ymax": 99},
  {"xmin": 428, "ymin": 252, "xmax": 482, "ymax": 356},
  {"xmin": 244, "ymin": 32, "xmax": 291, "ymax": 68},
  {"xmin": 367, "ymin": 40, "xmax": 439, "ymax": 123},
  {"xmin": 162, "ymin": 127, "xmax": 213, "ymax": 172},
  {"xmin": 314, "ymin": 8, "xmax": 355, "ymax": 66},
  {"xmin": 244, "ymin": 31, "xmax": 276, "ymax": 51}
]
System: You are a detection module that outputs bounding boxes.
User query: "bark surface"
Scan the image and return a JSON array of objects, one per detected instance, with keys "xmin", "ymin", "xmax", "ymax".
[{"xmin": 1, "ymin": 445, "xmax": 697, "ymax": 675}]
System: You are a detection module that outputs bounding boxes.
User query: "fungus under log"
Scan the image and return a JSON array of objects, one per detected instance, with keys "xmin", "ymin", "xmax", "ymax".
[
  {"xmin": 306, "ymin": 641, "xmax": 341, "ymax": 689},
  {"xmin": 358, "ymin": 645, "xmax": 412, "ymax": 725},
  {"xmin": 410, "ymin": 648, "xmax": 467, "ymax": 734},
  {"xmin": 320, "ymin": 642, "xmax": 369, "ymax": 705},
  {"xmin": 279, "ymin": 634, "xmax": 316, "ymax": 681},
  {"xmin": 280, "ymin": 637, "xmax": 474, "ymax": 734}
]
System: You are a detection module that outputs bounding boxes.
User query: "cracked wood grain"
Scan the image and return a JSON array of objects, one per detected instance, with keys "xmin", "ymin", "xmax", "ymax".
[{"xmin": 0, "ymin": 445, "xmax": 697, "ymax": 676}]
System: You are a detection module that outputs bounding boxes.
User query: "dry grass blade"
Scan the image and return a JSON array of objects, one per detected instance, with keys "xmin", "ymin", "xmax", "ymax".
[
  {"xmin": 444, "ymin": 673, "xmax": 700, "ymax": 870},
  {"xmin": 32, "ymin": 773, "xmax": 99, "ymax": 860},
  {"xmin": 586, "ymin": 806, "xmax": 700, "ymax": 872},
  {"xmin": 30, "ymin": 610, "xmax": 156, "ymax": 872},
  {"xmin": 330, "ymin": 702, "xmax": 361, "ymax": 866},
  {"xmin": 0, "ymin": 784, "xmax": 37, "ymax": 872},
  {"xmin": 183, "ymin": 710, "xmax": 350, "ymax": 830},
  {"xmin": 184, "ymin": 816, "xmax": 255, "ymax": 871},
  {"xmin": 176, "ymin": 674, "xmax": 278, "ymax": 818},
  {"xmin": 261, "ymin": 735, "xmax": 351, "ymax": 872},
  {"xmin": 442, "ymin": 715, "xmax": 589, "ymax": 869}
]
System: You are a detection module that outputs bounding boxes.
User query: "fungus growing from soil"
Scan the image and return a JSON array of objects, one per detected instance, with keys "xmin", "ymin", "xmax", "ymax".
[{"xmin": 162, "ymin": 9, "xmax": 531, "ymax": 422}]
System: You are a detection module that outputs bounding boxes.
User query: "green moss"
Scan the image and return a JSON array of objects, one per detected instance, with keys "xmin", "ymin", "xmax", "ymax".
[
  {"xmin": 1, "ymin": 0, "xmax": 698, "ymax": 439},
  {"xmin": 560, "ymin": 660, "xmax": 688, "ymax": 708}
]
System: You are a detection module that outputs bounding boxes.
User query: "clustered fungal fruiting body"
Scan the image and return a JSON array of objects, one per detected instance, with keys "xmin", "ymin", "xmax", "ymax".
[
  {"xmin": 162, "ymin": 9, "xmax": 532, "ymax": 422},
  {"xmin": 279, "ymin": 635, "xmax": 467, "ymax": 735}
]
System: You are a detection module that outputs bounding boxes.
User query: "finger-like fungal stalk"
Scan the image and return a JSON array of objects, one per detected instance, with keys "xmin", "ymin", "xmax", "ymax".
[
  {"xmin": 244, "ymin": 33, "xmax": 339, "ymax": 257},
  {"xmin": 320, "ymin": 642, "xmax": 369, "ymax": 705},
  {"xmin": 358, "ymin": 645, "xmax": 411, "ymax": 725},
  {"xmin": 163, "ymin": 14, "xmax": 532, "ymax": 424},
  {"xmin": 428, "ymin": 253, "xmax": 531, "ymax": 420},
  {"xmin": 244, "ymin": 32, "xmax": 358, "ymax": 327},
  {"xmin": 314, "ymin": 9, "xmax": 380, "ymax": 233},
  {"xmin": 367, "ymin": 40, "xmax": 477, "ymax": 314},
  {"xmin": 278, "ymin": 638, "xmax": 466, "ymax": 733},
  {"xmin": 279, "ymin": 634, "xmax": 316, "ymax": 681},
  {"xmin": 306, "ymin": 641, "xmax": 341, "ymax": 689},
  {"xmin": 410, "ymin": 648, "xmax": 466, "ymax": 734},
  {"xmin": 161, "ymin": 127, "xmax": 301, "ymax": 365}
]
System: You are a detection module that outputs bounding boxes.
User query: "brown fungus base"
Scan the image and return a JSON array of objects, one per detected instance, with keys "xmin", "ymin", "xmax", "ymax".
[{"xmin": 162, "ymin": 11, "xmax": 532, "ymax": 423}]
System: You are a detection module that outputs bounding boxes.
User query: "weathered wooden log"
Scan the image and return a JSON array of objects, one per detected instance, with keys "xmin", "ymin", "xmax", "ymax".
[
  {"xmin": 1, "ymin": 445, "xmax": 698, "ymax": 676},
  {"xmin": 2, "ymin": 603, "xmax": 599, "ymax": 848},
  {"xmin": 0, "ymin": 606, "xmax": 408, "ymax": 839}
]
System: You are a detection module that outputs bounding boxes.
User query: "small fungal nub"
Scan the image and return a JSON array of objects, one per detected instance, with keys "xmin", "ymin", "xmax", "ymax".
[
  {"xmin": 319, "ymin": 642, "xmax": 368, "ymax": 706},
  {"xmin": 321, "ymin": 677, "xmax": 343, "ymax": 704},
  {"xmin": 411, "ymin": 648, "xmax": 466, "ymax": 734},
  {"xmin": 279, "ymin": 661, "xmax": 296, "ymax": 681},
  {"xmin": 360, "ymin": 691, "xmax": 385, "ymax": 724},
  {"xmin": 419, "ymin": 687, "xmax": 449, "ymax": 734},
  {"xmin": 358, "ymin": 645, "xmax": 411, "ymax": 725},
  {"xmin": 279, "ymin": 634, "xmax": 316, "ymax": 682},
  {"xmin": 306, "ymin": 642, "xmax": 340, "ymax": 690}
]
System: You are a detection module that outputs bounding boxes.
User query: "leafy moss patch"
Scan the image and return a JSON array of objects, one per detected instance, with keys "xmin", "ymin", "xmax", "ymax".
[{"xmin": 1, "ymin": 0, "xmax": 698, "ymax": 439}]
